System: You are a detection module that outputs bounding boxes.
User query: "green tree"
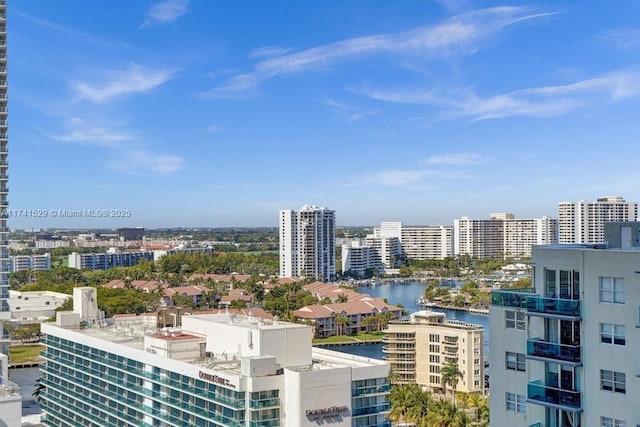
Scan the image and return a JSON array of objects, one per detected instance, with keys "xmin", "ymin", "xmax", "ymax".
[
  {"xmin": 332, "ymin": 313, "xmax": 351, "ymax": 336},
  {"xmin": 441, "ymin": 361, "xmax": 464, "ymax": 399},
  {"xmin": 336, "ymin": 293, "xmax": 349, "ymax": 303}
]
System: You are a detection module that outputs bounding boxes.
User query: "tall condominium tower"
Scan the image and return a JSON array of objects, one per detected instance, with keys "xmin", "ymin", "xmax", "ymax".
[
  {"xmin": 490, "ymin": 222, "xmax": 640, "ymax": 427},
  {"xmin": 279, "ymin": 205, "xmax": 336, "ymax": 282},
  {"xmin": 454, "ymin": 214, "xmax": 557, "ymax": 259},
  {"xmin": 0, "ymin": 0, "xmax": 9, "ymax": 357},
  {"xmin": 558, "ymin": 196, "xmax": 638, "ymax": 244}
]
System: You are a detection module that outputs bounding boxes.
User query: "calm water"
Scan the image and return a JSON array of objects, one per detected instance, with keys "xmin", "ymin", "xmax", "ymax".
[
  {"xmin": 324, "ymin": 280, "xmax": 490, "ymax": 360},
  {"xmin": 7, "ymin": 366, "xmax": 41, "ymax": 415}
]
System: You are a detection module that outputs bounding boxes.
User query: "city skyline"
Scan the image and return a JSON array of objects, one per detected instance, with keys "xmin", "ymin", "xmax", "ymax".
[{"xmin": 8, "ymin": 1, "xmax": 640, "ymax": 228}]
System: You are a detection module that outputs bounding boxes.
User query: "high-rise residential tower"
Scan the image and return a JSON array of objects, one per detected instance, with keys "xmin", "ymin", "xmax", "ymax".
[
  {"xmin": 454, "ymin": 214, "xmax": 557, "ymax": 259},
  {"xmin": 279, "ymin": 205, "xmax": 336, "ymax": 282},
  {"xmin": 0, "ymin": 0, "xmax": 9, "ymax": 357},
  {"xmin": 558, "ymin": 196, "xmax": 638, "ymax": 244},
  {"xmin": 490, "ymin": 222, "xmax": 640, "ymax": 426}
]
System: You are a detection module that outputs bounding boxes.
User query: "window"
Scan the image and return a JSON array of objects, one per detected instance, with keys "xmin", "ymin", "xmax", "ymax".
[
  {"xmin": 505, "ymin": 310, "xmax": 525, "ymax": 330},
  {"xmin": 600, "ymin": 323, "xmax": 625, "ymax": 345},
  {"xmin": 505, "ymin": 392, "xmax": 526, "ymax": 413},
  {"xmin": 600, "ymin": 370, "xmax": 626, "ymax": 393},
  {"xmin": 599, "ymin": 277, "xmax": 624, "ymax": 304},
  {"xmin": 505, "ymin": 352, "xmax": 526, "ymax": 372},
  {"xmin": 601, "ymin": 416, "xmax": 626, "ymax": 427}
]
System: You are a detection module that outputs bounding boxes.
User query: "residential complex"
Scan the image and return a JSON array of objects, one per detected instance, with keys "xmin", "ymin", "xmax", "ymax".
[
  {"xmin": 490, "ymin": 222, "xmax": 640, "ymax": 426},
  {"xmin": 279, "ymin": 205, "xmax": 336, "ymax": 281},
  {"xmin": 454, "ymin": 213, "xmax": 557, "ymax": 259},
  {"xmin": 39, "ymin": 287, "xmax": 391, "ymax": 427},
  {"xmin": 558, "ymin": 196, "xmax": 638, "ymax": 244},
  {"xmin": 10, "ymin": 253, "xmax": 51, "ymax": 272},
  {"xmin": 371, "ymin": 222, "xmax": 454, "ymax": 261},
  {"xmin": 68, "ymin": 250, "xmax": 155, "ymax": 270},
  {"xmin": 383, "ymin": 310, "xmax": 484, "ymax": 394},
  {"xmin": 0, "ymin": 0, "xmax": 8, "ymax": 357}
]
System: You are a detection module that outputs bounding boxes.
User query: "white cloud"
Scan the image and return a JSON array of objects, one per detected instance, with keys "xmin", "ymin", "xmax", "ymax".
[
  {"xmin": 205, "ymin": 6, "xmax": 555, "ymax": 97},
  {"xmin": 360, "ymin": 67, "xmax": 640, "ymax": 121},
  {"xmin": 249, "ymin": 46, "xmax": 295, "ymax": 59},
  {"xmin": 599, "ymin": 28, "xmax": 640, "ymax": 51},
  {"xmin": 70, "ymin": 64, "xmax": 173, "ymax": 103},
  {"xmin": 423, "ymin": 152, "xmax": 494, "ymax": 165},
  {"xmin": 111, "ymin": 150, "xmax": 185, "ymax": 174},
  {"xmin": 44, "ymin": 117, "xmax": 134, "ymax": 147},
  {"xmin": 142, "ymin": 0, "xmax": 190, "ymax": 27}
]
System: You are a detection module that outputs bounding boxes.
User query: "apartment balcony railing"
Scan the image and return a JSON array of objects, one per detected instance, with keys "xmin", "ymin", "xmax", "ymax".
[
  {"xmin": 352, "ymin": 402, "xmax": 391, "ymax": 416},
  {"xmin": 526, "ymin": 296, "xmax": 581, "ymax": 319},
  {"xmin": 527, "ymin": 338, "xmax": 581, "ymax": 365},
  {"xmin": 352, "ymin": 383, "xmax": 391, "ymax": 396},
  {"xmin": 527, "ymin": 380, "xmax": 582, "ymax": 412},
  {"xmin": 491, "ymin": 289, "xmax": 534, "ymax": 308}
]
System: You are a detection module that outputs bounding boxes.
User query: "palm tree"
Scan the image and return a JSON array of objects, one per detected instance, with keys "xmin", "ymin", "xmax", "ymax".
[
  {"xmin": 32, "ymin": 378, "xmax": 45, "ymax": 402},
  {"xmin": 427, "ymin": 399, "xmax": 470, "ymax": 427},
  {"xmin": 377, "ymin": 310, "xmax": 396, "ymax": 331},
  {"xmin": 336, "ymin": 293, "xmax": 349, "ymax": 303},
  {"xmin": 406, "ymin": 388, "xmax": 433, "ymax": 427},
  {"xmin": 332, "ymin": 313, "xmax": 351, "ymax": 336},
  {"xmin": 389, "ymin": 383, "xmax": 420, "ymax": 426},
  {"xmin": 441, "ymin": 361, "xmax": 463, "ymax": 400}
]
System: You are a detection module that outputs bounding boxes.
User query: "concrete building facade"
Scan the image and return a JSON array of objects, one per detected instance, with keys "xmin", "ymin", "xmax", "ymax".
[
  {"xmin": 0, "ymin": 0, "xmax": 9, "ymax": 357},
  {"xmin": 558, "ymin": 196, "xmax": 638, "ymax": 244},
  {"xmin": 10, "ymin": 253, "xmax": 51, "ymax": 272},
  {"xmin": 39, "ymin": 287, "xmax": 391, "ymax": 427},
  {"xmin": 383, "ymin": 310, "xmax": 484, "ymax": 394},
  {"xmin": 490, "ymin": 224, "xmax": 640, "ymax": 427},
  {"xmin": 279, "ymin": 205, "xmax": 336, "ymax": 281},
  {"xmin": 455, "ymin": 214, "xmax": 557, "ymax": 259}
]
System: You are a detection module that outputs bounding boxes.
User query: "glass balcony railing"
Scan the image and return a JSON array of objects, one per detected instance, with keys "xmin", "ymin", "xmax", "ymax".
[
  {"xmin": 527, "ymin": 338, "xmax": 581, "ymax": 364},
  {"xmin": 352, "ymin": 402, "xmax": 390, "ymax": 416},
  {"xmin": 352, "ymin": 383, "xmax": 391, "ymax": 396},
  {"xmin": 491, "ymin": 289, "xmax": 534, "ymax": 308},
  {"xmin": 526, "ymin": 296, "xmax": 581, "ymax": 318},
  {"xmin": 527, "ymin": 380, "xmax": 581, "ymax": 411}
]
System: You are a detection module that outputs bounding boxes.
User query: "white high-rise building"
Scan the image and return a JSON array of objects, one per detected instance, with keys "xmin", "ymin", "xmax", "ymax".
[
  {"xmin": 454, "ymin": 214, "xmax": 557, "ymax": 259},
  {"xmin": 279, "ymin": 205, "xmax": 336, "ymax": 281},
  {"xmin": 401, "ymin": 225, "xmax": 453, "ymax": 260},
  {"xmin": 490, "ymin": 222, "xmax": 640, "ymax": 427},
  {"xmin": 0, "ymin": 0, "xmax": 9, "ymax": 357},
  {"xmin": 558, "ymin": 196, "xmax": 638, "ymax": 244}
]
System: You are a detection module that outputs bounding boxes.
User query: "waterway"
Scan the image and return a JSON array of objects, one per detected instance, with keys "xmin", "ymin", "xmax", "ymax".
[
  {"xmin": 323, "ymin": 280, "xmax": 490, "ymax": 360},
  {"xmin": 7, "ymin": 366, "xmax": 41, "ymax": 416}
]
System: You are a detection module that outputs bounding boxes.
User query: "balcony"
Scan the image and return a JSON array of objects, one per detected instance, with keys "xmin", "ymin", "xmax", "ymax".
[
  {"xmin": 527, "ymin": 381, "xmax": 582, "ymax": 412},
  {"xmin": 526, "ymin": 296, "xmax": 581, "ymax": 319},
  {"xmin": 352, "ymin": 402, "xmax": 390, "ymax": 416},
  {"xmin": 526, "ymin": 338, "xmax": 581, "ymax": 366},
  {"xmin": 491, "ymin": 289, "xmax": 534, "ymax": 308}
]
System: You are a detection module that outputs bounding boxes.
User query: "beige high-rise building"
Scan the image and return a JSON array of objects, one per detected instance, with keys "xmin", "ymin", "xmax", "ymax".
[
  {"xmin": 558, "ymin": 196, "xmax": 638, "ymax": 244},
  {"xmin": 383, "ymin": 310, "xmax": 484, "ymax": 394}
]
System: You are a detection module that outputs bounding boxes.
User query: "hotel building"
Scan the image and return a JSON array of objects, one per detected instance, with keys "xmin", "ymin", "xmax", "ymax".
[
  {"xmin": 455, "ymin": 214, "xmax": 557, "ymax": 259},
  {"xmin": 279, "ymin": 205, "xmax": 336, "ymax": 281},
  {"xmin": 383, "ymin": 310, "xmax": 484, "ymax": 394},
  {"xmin": 490, "ymin": 222, "xmax": 640, "ymax": 426},
  {"xmin": 558, "ymin": 196, "xmax": 638, "ymax": 244},
  {"xmin": 40, "ymin": 287, "xmax": 390, "ymax": 427}
]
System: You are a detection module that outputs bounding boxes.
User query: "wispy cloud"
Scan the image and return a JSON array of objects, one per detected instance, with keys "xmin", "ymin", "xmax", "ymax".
[
  {"xmin": 12, "ymin": 9, "xmax": 129, "ymax": 48},
  {"xmin": 323, "ymin": 97, "xmax": 379, "ymax": 122},
  {"xmin": 423, "ymin": 152, "xmax": 494, "ymax": 165},
  {"xmin": 70, "ymin": 64, "xmax": 174, "ymax": 103},
  {"xmin": 110, "ymin": 150, "xmax": 185, "ymax": 174},
  {"xmin": 249, "ymin": 46, "xmax": 295, "ymax": 59},
  {"xmin": 204, "ymin": 6, "xmax": 556, "ymax": 97},
  {"xmin": 43, "ymin": 117, "xmax": 134, "ymax": 147},
  {"xmin": 142, "ymin": 0, "xmax": 190, "ymax": 27},
  {"xmin": 599, "ymin": 28, "xmax": 640, "ymax": 51},
  {"xmin": 361, "ymin": 66, "xmax": 640, "ymax": 121}
]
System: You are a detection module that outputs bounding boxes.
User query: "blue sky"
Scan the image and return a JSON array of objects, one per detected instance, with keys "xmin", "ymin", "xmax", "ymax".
[{"xmin": 7, "ymin": 0, "xmax": 640, "ymax": 228}]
